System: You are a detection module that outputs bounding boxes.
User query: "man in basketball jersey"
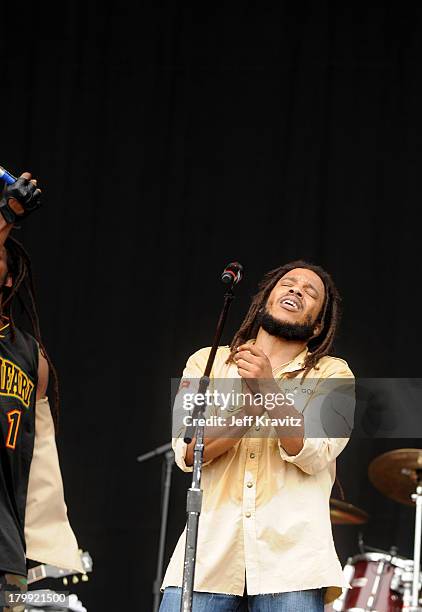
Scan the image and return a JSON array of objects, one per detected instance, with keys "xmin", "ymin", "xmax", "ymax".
[{"xmin": 0, "ymin": 173, "xmax": 82, "ymax": 611}]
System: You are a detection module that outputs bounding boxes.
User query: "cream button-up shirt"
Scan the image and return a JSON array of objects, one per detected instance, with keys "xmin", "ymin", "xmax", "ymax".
[{"xmin": 161, "ymin": 345, "xmax": 354, "ymax": 605}]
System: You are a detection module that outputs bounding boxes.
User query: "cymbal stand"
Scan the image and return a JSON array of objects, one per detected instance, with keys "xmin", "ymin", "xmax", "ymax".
[{"xmin": 409, "ymin": 470, "xmax": 422, "ymax": 611}]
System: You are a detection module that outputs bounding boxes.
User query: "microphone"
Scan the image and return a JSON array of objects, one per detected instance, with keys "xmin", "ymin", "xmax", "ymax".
[
  {"xmin": 221, "ymin": 261, "xmax": 243, "ymax": 286},
  {"xmin": 0, "ymin": 166, "xmax": 17, "ymax": 185}
]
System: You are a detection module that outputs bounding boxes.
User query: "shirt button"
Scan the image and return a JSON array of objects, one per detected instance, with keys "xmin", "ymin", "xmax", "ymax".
[
  {"xmin": 247, "ymin": 481, "xmax": 253, "ymax": 488},
  {"xmin": 255, "ymin": 426, "xmax": 260, "ymax": 431},
  {"xmin": 245, "ymin": 512, "xmax": 251, "ymax": 518},
  {"xmin": 250, "ymin": 452, "xmax": 255, "ymax": 459}
]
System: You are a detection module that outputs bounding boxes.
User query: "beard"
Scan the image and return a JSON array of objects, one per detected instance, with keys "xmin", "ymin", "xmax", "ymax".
[{"xmin": 257, "ymin": 307, "xmax": 316, "ymax": 342}]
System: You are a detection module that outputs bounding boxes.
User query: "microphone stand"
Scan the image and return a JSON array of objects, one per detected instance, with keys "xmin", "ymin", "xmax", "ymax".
[
  {"xmin": 136, "ymin": 442, "xmax": 174, "ymax": 612},
  {"xmin": 180, "ymin": 281, "xmax": 238, "ymax": 612}
]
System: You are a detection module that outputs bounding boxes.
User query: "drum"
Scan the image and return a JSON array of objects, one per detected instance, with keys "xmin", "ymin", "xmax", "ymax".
[{"xmin": 329, "ymin": 552, "xmax": 410, "ymax": 611}]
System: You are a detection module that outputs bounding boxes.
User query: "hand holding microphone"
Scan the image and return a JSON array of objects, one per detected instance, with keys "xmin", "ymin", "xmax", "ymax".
[{"xmin": 0, "ymin": 165, "xmax": 42, "ymax": 224}]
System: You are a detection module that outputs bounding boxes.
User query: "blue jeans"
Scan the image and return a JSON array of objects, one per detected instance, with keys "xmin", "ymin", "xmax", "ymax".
[{"xmin": 159, "ymin": 586, "xmax": 325, "ymax": 612}]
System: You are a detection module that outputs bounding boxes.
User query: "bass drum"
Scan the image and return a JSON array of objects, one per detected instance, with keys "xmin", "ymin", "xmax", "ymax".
[{"xmin": 325, "ymin": 552, "xmax": 405, "ymax": 611}]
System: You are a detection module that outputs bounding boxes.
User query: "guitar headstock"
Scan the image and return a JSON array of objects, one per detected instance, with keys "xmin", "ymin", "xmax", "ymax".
[{"xmin": 29, "ymin": 550, "xmax": 93, "ymax": 585}]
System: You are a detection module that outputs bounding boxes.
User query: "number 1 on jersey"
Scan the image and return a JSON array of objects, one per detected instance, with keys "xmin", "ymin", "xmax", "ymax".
[{"xmin": 6, "ymin": 409, "xmax": 22, "ymax": 450}]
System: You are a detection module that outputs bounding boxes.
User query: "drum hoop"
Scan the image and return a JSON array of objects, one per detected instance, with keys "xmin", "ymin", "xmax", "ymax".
[
  {"xmin": 350, "ymin": 552, "xmax": 413, "ymax": 568},
  {"xmin": 350, "ymin": 552, "xmax": 391, "ymax": 563}
]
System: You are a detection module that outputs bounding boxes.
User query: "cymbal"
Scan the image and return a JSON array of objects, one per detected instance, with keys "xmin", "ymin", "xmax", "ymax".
[
  {"xmin": 330, "ymin": 498, "xmax": 369, "ymax": 525},
  {"xmin": 368, "ymin": 448, "xmax": 422, "ymax": 506}
]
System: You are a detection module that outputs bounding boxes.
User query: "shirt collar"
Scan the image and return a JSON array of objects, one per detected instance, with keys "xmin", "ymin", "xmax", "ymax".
[{"xmin": 278, "ymin": 346, "xmax": 309, "ymax": 375}]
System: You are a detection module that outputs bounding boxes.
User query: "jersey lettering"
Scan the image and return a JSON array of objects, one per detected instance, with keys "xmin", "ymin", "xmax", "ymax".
[{"xmin": 0, "ymin": 358, "xmax": 35, "ymax": 407}]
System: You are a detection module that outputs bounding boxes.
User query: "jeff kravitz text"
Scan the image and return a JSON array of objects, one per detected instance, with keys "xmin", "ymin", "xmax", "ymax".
[{"xmin": 183, "ymin": 414, "xmax": 302, "ymax": 427}]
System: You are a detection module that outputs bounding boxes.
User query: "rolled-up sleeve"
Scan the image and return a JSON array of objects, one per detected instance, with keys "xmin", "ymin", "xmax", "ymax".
[
  {"xmin": 172, "ymin": 437, "xmax": 214, "ymax": 472},
  {"xmin": 278, "ymin": 437, "xmax": 349, "ymax": 475},
  {"xmin": 278, "ymin": 364, "xmax": 354, "ymax": 475},
  {"xmin": 171, "ymin": 347, "xmax": 216, "ymax": 473},
  {"xmin": 173, "ymin": 437, "xmax": 193, "ymax": 472}
]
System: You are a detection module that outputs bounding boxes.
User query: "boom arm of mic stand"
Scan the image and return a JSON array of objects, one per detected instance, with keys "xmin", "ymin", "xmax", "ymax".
[
  {"xmin": 136, "ymin": 442, "xmax": 173, "ymax": 463},
  {"xmin": 180, "ymin": 288, "xmax": 236, "ymax": 612}
]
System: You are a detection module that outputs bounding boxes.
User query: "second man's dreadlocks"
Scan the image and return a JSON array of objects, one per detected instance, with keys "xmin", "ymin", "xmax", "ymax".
[{"xmin": 2, "ymin": 235, "xmax": 60, "ymax": 430}]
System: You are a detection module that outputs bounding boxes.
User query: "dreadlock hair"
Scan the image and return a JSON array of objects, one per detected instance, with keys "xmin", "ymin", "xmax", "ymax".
[
  {"xmin": 2, "ymin": 235, "xmax": 60, "ymax": 431},
  {"xmin": 228, "ymin": 260, "xmax": 342, "ymax": 380}
]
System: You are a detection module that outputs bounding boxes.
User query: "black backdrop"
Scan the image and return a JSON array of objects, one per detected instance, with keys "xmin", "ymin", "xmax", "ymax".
[{"xmin": 2, "ymin": 2, "xmax": 422, "ymax": 609}]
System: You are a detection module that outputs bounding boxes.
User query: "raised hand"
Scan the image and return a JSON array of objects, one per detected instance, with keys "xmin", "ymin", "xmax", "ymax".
[{"xmin": 0, "ymin": 171, "xmax": 42, "ymax": 225}]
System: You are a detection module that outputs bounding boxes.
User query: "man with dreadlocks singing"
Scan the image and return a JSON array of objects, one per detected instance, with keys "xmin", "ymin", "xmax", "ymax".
[
  {"xmin": 160, "ymin": 263, "xmax": 354, "ymax": 612},
  {"xmin": 0, "ymin": 174, "xmax": 83, "ymax": 611}
]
